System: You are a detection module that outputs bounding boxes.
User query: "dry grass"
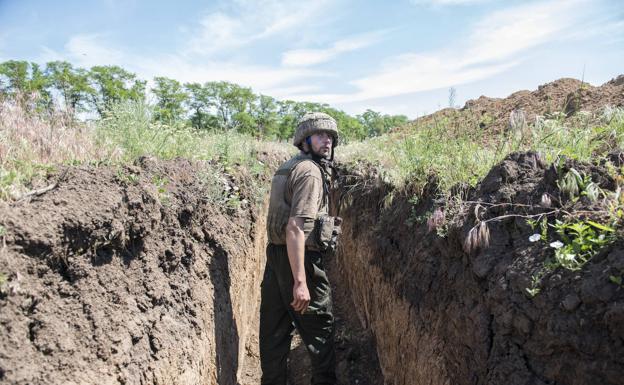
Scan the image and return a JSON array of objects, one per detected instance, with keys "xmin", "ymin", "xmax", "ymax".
[
  {"xmin": 0, "ymin": 97, "xmax": 292, "ymax": 200},
  {"xmin": 0, "ymin": 98, "xmax": 108, "ymax": 199}
]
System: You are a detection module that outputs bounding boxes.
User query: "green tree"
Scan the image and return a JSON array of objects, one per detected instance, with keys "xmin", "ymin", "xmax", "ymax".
[
  {"xmin": 45, "ymin": 61, "xmax": 93, "ymax": 114},
  {"xmin": 0, "ymin": 60, "xmax": 28, "ymax": 96},
  {"xmin": 204, "ymin": 81, "xmax": 257, "ymax": 132},
  {"xmin": 253, "ymin": 95, "xmax": 279, "ymax": 137},
  {"xmin": 184, "ymin": 82, "xmax": 221, "ymax": 130},
  {"xmin": 318, "ymin": 106, "xmax": 365, "ymax": 142},
  {"xmin": 0, "ymin": 60, "xmax": 52, "ymax": 110},
  {"xmin": 152, "ymin": 76, "xmax": 188, "ymax": 122},
  {"xmin": 87, "ymin": 65, "xmax": 146, "ymax": 116},
  {"xmin": 276, "ymin": 100, "xmax": 305, "ymax": 139},
  {"xmin": 358, "ymin": 109, "xmax": 409, "ymax": 137}
]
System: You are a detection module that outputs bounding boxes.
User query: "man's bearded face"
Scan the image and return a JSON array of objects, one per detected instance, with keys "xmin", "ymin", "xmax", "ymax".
[{"xmin": 307, "ymin": 132, "xmax": 333, "ymax": 159}]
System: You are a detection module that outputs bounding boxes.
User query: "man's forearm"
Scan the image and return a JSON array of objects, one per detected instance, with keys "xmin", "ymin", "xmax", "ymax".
[{"xmin": 285, "ymin": 217, "xmax": 306, "ymax": 283}]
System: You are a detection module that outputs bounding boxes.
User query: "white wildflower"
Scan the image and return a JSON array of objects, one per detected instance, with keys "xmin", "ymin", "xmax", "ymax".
[
  {"xmin": 550, "ymin": 241, "xmax": 564, "ymax": 249},
  {"xmin": 529, "ymin": 234, "xmax": 541, "ymax": 242},
  {"xmin": 563, "ymin": 253, "xmax": 576, "ymax": 261}
]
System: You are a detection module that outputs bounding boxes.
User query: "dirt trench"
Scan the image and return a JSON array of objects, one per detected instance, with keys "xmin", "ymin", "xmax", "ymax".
[
  {"xmin": 0, "ymin": 156, "xmax": 382, "ymax": 385},
  {"xmin": 1, "ymin": 152, "xmax": 623, "ymax": 385}
]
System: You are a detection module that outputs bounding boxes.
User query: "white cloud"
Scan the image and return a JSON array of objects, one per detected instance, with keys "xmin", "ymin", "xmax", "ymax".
[
  {"xmin": 282, "ymin": 30, "xmax": 387, "ymax": 67},
  {"xmin": 462, "ymin": 0, "xmax": 581, "ymax": 65},
  {"xmin": 263, "ymin": 84, "xmax": 325, "ymax": 99},
  {"xmin": 39, "ymin": 34, "xmax": 124, "ymax": 68},
  {"xmin": 290, "ymin": 0, "xmax": 590, "ymax": 103},
  {"xmin": 133, "ymin": 55, "xmax": 331, "ymax": 92},
  {"xmin": 186, "ymin": 0, "xmax": 333, "ymax": 56},
  {"xmin": 65, "ymin": 34, "xmax": 124, "ymax": 67},
  {"xmin": 37, "ymin": 28, "xmax": 334, "ymax": 97}
]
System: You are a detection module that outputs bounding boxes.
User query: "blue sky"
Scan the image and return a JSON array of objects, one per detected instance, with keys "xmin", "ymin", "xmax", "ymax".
[{"xmin": 0, "ymin": 0, "xmax": 622, "ymax": 118}]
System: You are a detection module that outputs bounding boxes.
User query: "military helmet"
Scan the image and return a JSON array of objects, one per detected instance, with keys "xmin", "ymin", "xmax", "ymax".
[{"xmin": 293, "ymin": 112, "xmax": 339, "ymax": 148}]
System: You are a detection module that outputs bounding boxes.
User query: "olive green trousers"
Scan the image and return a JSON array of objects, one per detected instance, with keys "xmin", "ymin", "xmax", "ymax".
[{"xmin": 259, "ymin": 243, "xmax": 336, "ymax": 385}]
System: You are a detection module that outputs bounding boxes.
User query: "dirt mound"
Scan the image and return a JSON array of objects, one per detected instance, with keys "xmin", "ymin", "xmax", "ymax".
[
  {"xmin": 334, "ymin": 151, "xmax": 624, "ymax": 385},
  {"xmin": 407, "ymin": 75, "xmax": 624, "ymax": 133}
]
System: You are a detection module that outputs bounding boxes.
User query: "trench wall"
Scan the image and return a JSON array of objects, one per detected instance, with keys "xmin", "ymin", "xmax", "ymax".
[
  {"xmin": 334, "ymin": 153, "xmax": 624, "ymax": 385},
  {"xmin": 0, "ymin": 161, "xmax": 270, "ymax": 385}
]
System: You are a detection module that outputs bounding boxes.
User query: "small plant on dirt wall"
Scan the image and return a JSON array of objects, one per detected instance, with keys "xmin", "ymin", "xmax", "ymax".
[
  {"xmin": 557, "ymin": 167, "xmax": 603, "ymax": 202},
  {"xmin": 549, "ymin": 219, "xmax": 616, "ymax": 270},
  {"xmin": 525, "ymin": 215, "xmax": 619, "ymax": 296},
  {"xmin": 151, "ymin": 174, "xmax": 170, "ymax": 205},
  {"xmin": 115, "ymin": 167, "xmax": 139, "ymax": 185}
]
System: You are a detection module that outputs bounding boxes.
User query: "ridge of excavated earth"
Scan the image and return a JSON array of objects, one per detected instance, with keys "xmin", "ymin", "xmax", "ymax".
[{"xmin": 403, "ymin": 74, "xmax": 624, "ymax": 134}]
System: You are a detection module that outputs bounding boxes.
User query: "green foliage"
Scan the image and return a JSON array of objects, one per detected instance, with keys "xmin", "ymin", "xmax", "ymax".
[
  {"xmin": 0, "ymin": 60, "xmax": 52, "ymax": 110},
  {"xmin": 152, "ymin": 77, "xmax": 188, "ymax": 123},
  {"xmin": 341, "ymin": 115, "xmax": 499, "ymax": 189},
  {"xmin": 45, "ymin": 61, "xmax": 92, "ymax": 114},
  {"xmin": 0, "ymin": 163, "xmax": 55, "ymax": 200},
  {"xmin": 87, "ymin": 66, "xmax": 146, "ymax": 116},
  {"xmin": 0, "ymin": 224, "xmax": 6, "ymax": 237},
  {"xmin": 557, "ymin": 167, "xmax": 603, "ymax": 202},
  {"xmin": 405, "ymin": 195, "xmax": 428, "ymax": 227},
  {"xmin": 340, "ymin": 106, "xmax": 624, "ymax": 193},
  {"xmin": 1, "ymin": 59, "xmax": 408, "ymax": 141},
  {"xmin": 549, "ymin": 219, "xmax": 615, "ymax": 271},
  {"xmin": 609, "ymin": 274, "xmax": 623, "ymax": 286},
  {"xmin": 96, "ymin": 100, "xmax": 199, "ymax": 161},
  {"xmin": 525, "ymin": 216, "xmax": 618, "ymax": 296},
  {"xmin": 151, "ymin": 174, "xmax": 170, "ymax": 205},
  {"xmin": 115, "ymin": 167, "xmax": 139, "ymax": 185},
  {"xmin": 526, "ymin": 273, "xmax": 543, "ymax": 297},
  {"xmin": 358, "ymin": 109, "xmax": 408, "ymax": 137}
]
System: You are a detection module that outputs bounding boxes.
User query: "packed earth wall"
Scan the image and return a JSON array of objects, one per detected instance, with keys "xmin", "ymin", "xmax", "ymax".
[
  {"xmin": 334, "ymin": 152, "xmax": 624, "ymax": 385},
  {"xmin": 0, "ymin": 158, "xmax": 270, "ymax": 385}
]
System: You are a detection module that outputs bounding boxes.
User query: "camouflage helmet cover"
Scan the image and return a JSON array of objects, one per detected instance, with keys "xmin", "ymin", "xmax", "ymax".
[{"xmin": 293, "ymin": 112, "xmax": 339, "ymax": 148}]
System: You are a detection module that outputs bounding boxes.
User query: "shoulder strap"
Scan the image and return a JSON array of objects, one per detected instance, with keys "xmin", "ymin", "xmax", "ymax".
[
  {"xmin": 274, "ymin": 157, "xmax": 309, "ymax": 177},
  {"xmin": 276, "ymin": 158, "xmax": 330, "ymax": 207}
]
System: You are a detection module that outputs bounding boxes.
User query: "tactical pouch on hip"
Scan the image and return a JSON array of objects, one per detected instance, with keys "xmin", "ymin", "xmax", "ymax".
[{"xmin": 315, "ymin": 214, "xmax": 342, "ymax": 252}]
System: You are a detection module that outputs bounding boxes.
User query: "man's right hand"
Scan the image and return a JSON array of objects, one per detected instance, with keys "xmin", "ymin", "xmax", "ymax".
[{"xmin": 291, "ymin": 280, "xmax": 310, "ymax": 314}]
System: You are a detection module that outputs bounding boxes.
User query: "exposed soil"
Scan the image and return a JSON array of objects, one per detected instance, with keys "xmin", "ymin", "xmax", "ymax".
[
  {"xmin": 405, "ymin": 75, "xmax": 624, "ymax": 134},
  {"xmin": 288, "ymin": 252, "xmax": 384, "ymax": 385},
  {"xmin": 0, "ymin": 158, "xmax": 271, "ymax": 385},
  {"xmin": 334, "ymin": 151, "xmax": 624, "ymax": 385}
]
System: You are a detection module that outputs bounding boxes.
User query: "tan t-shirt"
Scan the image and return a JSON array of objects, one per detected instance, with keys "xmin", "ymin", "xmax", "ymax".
[
  {"xmin": 287, "ymin": 160, "xmax": 324, "ymax": 219},
  {"xmin": 265, "ymin": 154, "xmax": 329, "ymax": 246}
]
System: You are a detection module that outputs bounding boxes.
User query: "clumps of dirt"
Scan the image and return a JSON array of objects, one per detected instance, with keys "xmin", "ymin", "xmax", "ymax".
[
  {"xmin": 0, "ymin": 158, "xmax": 272, "ymax": 385},
  {"xmin": 334, "ymin": 150, "xmax": 624, "ymax": 385},
  {"xmin": 405, "ymin": 75, "xmax": 624, "ymax": 134}
]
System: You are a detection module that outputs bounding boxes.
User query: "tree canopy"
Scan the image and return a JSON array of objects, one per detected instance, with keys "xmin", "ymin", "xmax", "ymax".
[{"xmin": 0, "ymin": 60, "xmax": 409, "ymax": 141}]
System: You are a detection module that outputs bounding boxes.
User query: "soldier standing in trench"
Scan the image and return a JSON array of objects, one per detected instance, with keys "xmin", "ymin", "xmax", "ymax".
[{"xmin": 260, "ymin": 112, "xmax": 342, "ymax": 385}]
